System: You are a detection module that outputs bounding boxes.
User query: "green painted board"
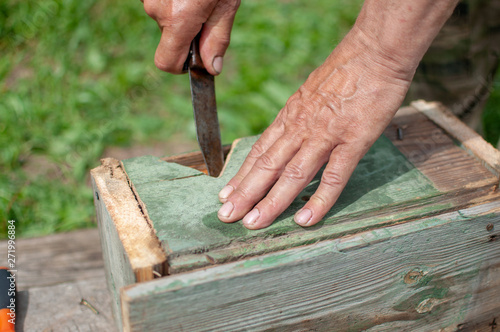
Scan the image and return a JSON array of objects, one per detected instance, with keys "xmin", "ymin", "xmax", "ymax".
[
  {"xmin": 122, "ymin": 135, "xmax": 440, "ymax": 263},
  {"xmin": 121, "ymin": 202, "xmax": 500, "ymax": 331}
]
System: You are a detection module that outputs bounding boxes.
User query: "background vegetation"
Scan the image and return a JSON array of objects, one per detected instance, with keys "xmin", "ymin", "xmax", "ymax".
[{"xmin": 1, "ymin": 0, "xmax": 499, "ymax": 238}]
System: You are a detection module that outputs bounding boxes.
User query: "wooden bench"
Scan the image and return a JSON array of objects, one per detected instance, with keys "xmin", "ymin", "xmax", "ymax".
[
  {"xmin": 88, "ymin": 100, "xmax": 500, "ymax": 331},
  {"xmin": 0, "ymin": 228, "xmax": 116, "ymax": 331}
]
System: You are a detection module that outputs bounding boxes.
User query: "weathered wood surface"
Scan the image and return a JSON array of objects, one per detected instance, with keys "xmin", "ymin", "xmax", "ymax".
[
  {"xmin": 0, "ymin": 228, "xmax": 103, "ymax": 290},
  {"xmin": 162, "ymin": 144, "xmax": 232, "ymax": 174},
  {"xmin": 412, "ymin": 100, "xmax": 500, "ymax": 177},
  {"xmin": 121, "ymin": 201, "xmax": 500, "ymax": 331},
  {"xmin": 90, "ymin": 102, "xmax": 500, "ymax": 331},
  {"xmin": 384, "ymin": 106, "xmax": 497, "ymax": 192},
  {"xmin": 119, "ymin": 106, "xmax": 499, "ymax": 274},
  {"xmin": 91, "ymin": 158, "xmax": 170, "ymax": 331},
  {"xmin": 0, "ymin": 229, "xmax": 116, "ymax": 331}
]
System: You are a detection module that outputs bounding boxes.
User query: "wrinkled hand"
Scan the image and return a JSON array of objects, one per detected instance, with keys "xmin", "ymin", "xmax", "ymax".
[
  {"xmin": 143, "ymin": 0, "xmax": 240, "ymax": 75},
  {"xmin": 217, "ymin": 28, "xmax": 415, "ymax": 229}
]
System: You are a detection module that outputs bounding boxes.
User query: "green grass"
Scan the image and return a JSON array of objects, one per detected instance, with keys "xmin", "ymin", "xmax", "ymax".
[{"xmin": 1, "ymin": 0, "xmax": 499, "ymax": 238}]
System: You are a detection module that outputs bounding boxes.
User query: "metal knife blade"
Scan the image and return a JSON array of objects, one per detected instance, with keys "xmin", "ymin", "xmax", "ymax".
[{"xmin": 187, "ymin": 34, "xmax": 224, "ymax": 177}]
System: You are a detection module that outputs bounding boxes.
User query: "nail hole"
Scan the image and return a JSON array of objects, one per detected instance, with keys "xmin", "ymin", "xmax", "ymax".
[{"xmin": 489, "ymin": 234, "xmax": 498, "ymax": 242}]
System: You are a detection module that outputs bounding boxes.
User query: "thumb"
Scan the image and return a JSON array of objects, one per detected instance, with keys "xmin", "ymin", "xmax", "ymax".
[{"xmin": 199, "ymin": 0, "xmax": 241, "ymax": 76}]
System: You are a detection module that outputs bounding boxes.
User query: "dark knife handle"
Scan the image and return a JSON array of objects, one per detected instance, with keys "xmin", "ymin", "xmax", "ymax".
[{"xmin": 183, "ymin": 33, "xmax": 206, "ymax": 73}]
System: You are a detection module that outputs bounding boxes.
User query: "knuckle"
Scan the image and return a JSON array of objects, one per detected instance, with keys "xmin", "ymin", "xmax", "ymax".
[
  {"xmin": 143, "ymin": 1, "xmax": 157, "ymax": 18},
  {"xmin": 234, "ymin": 186, "xmax": 250, "ymax": 200},
  {"xmin": 255, "ymin": 153, "xmax": 279, "ymax": 172},
  {"xmin": 154, "ymin": 57, "xmax": 177, "ymax": 73},
  {"xmin": 282, "ymin": 163, "xmax": 307, "ymax": 182},
  {"xmin": 154, "ymin": 52, "xmax": 185, "ymax": 74},
  {"xmin": 261, "ymin": 195, "xmax": 279, "ymax": 210},
  {"xmin": 321, "ymin": 168, "xmax": 344, "ymax": 188},
  {"xmin": 220, "ymin": 0, "xmax": 241, "ymax": 13},
  {"xmin": 248, "ymin": 142, "xmax": 267, "ymax": 159},
  {"xmin": 312, "ymin": 193, "xmax": 329, "ymax": 208}
]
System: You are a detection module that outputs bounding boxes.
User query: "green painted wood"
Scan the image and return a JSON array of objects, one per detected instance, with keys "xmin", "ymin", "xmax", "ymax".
[
  {"xmin": 121, "ymin": 201, "xmax": 500, "ymax": 331},
  {"xmin": 122, "ymin": 155, "xmax": 203, "ymax": 186},
  {"xmin": 122, "ymin": 135, "xmax": 440, "ymax": 265}
]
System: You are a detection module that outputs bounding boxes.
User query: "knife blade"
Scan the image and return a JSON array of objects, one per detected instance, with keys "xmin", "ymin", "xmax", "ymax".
[{"xmin": 187, "ymin": 34, "xmax": 225, "ymax": 177}]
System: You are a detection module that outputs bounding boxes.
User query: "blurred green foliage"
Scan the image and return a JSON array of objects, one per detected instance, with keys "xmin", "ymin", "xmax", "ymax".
[
  {"xmin": 0, "ymin": 0, "xmax": 362, "ymax": 237},
  {"xmin": 1, "ymin": 0, "xmax": 499, "ymax": 237}
]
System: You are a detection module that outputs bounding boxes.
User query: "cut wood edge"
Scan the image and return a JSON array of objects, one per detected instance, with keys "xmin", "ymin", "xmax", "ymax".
[
  {"xmin": 412, "ymin": 100, "xmax": 500, "ymax": 178},
  {"xmin": 162, "ymin": 144, "xmax": 232, "ymax": 174},
  {"xmin": 91, "ymin": 158, "xmax": 167, "ymax": 281}
]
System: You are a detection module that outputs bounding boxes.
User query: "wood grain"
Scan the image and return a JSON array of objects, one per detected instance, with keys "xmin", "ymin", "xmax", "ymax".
[
  {"xmin": 162, "ymin": 144, "xmax": 232, "ymax": 174},
  {"xmin": 385, "ymin": 106, "xmax": 498, "ymax": 191},
  {"xmin": 91, "ymin": 158, "xmax": 167, "ymax": 330},
  {"xmin": 0, "ymin": 229, "xmax": 115, "ymax": 331},
  {"xmin": 411, "ymin": 100, "xmax": 500, "ymax": 177},
  {"xmin": 0, "ymin": 228, "xmax": 104, "ymax": 290},
  {"xmin": 91, "ymin": 158, "xmax": 166, "ymax": 276},
  {"xmin": 17, "ymin": 279, "xmax": 116, "ymax": 332},
  {"xmin": 121, "ymin": 202, "xmax": 500, "ymax": 332}
]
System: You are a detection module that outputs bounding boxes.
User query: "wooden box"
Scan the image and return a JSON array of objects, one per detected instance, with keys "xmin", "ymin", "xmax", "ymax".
[{"xmin": 91, "ymin": 101, "xmax": 500, "ymax": 331}]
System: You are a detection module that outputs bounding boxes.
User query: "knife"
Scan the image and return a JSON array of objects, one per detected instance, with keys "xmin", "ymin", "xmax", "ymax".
[{"xmin": 186, "ymin": 33, "xmax": 225, "ymax": 177}]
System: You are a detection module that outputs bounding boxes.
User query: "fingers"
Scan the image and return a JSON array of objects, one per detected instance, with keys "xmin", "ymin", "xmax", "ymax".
[
  {"xmin": 200, "ymin": 0, "xmax": 241, "ymax": 75},
  {"xmin": 219, "ymin": 119, "xmax": 285, "ymax": 203},
  {"xmin": 240, "ymin": 141, "xmax": 332, "ymax": 229},
  {"xmin": 217, "ymin": 133, "xmax": 302, "ymax": 223},
  {"xmin": 294, "ymin": 145, "xmax": 363, "ymax": 227},
  {"xmin": 155, "ymin": 26, "xmax": 199, "ymax": 74},
  {"xmin": 145, "ymin": 0, "xmax": 240, "ymax": 75}
]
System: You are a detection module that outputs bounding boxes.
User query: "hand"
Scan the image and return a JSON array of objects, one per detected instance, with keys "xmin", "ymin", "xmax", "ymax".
[
  {"xmin": 216, "ymin": 0, "xmax": 458, "ymax": 229},
  {"xmin": 143, "ymin": 0, "xmax": 240, "ymax": 75},
  {"xmin": 217, "ymin": 27, "xmax": 415, "ymax": 229}
]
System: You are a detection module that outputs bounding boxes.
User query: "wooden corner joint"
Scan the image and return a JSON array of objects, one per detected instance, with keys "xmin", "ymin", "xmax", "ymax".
[
  {"xmin": 411, "ymin": 100, "xmax": 500, "ymax": 178},
  {"xmin": 91, "ymin": 158, "xmax": 168, "ymax": 282}
]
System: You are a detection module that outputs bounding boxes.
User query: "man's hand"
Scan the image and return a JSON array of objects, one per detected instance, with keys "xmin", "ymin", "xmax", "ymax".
[
  {"xmin": 217, "ymin": 27, "xmax": 412, "ymax": 229},
  {"xmin": 143, "ymin": 0, "xmax": 240, "ymax": 75},
  {"xmin": 216, "ymin": 0, "xmax": 458, "ymax": 229},
  {"xmin": 143, "ymin": 0, "xmax": 458, "ymax": 229}
]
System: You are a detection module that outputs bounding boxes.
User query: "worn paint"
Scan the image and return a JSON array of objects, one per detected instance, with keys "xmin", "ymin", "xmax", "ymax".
[
  {"xmin": 122, "ymin": 135, "xmax": 440, "ymax": 265},
  {"xmin": 121, "ymin": 204, "xmax": 500, "ymax": 331}
]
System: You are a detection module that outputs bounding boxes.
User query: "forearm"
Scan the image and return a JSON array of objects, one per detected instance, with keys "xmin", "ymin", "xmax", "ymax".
[
  {"xmin": 300, "ymin": 0, "xmax": 459, "ymax": 129},
  {"xmin": 355, "ymin": 0, "xmax": 459, "ymax": 74}
]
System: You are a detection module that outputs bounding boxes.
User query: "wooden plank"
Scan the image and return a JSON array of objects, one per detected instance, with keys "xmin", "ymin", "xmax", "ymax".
[
  {"xmin": 91, "ymin": 158, "xmax": 166, "ymax": 277},
  {"xmin": 17, "ymin": 279, "xmax": 116, "ymax": 332},
  {"xmin": 122, "ymin": 106, "xmax": 500, "ymax": 273},
  {"xmin": 411, "ymin": 100, "xmax": 500, "ymax": 177},
  {"xmin": 0, "ymin": 229, "xmax": 115, "ymax": 331},
  {"xmin": 385, "ymin": 106, "xmax": 498, "ymax": 191},
  {"xmin": 162, "ymin": 144, "xmax": 232, "ymax": 174},
  {"xmin": 121, "ymin": 201, "xmax": 500, "ymax": 331},
  {"xmin": 0, "ymin": 228, "xmax": 104, "ymax": 290},
  {"xmin": 91, "ymin": 158, "xmax": 168, "ymax": 330},
  {"xmin": 123, "ymin": 135, "xmax": 458, "ymax": 272}
]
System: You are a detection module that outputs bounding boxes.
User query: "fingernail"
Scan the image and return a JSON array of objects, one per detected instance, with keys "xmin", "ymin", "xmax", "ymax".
[
  {"xmin": 218, "ymin": 185, "xmax": 234, "ymax": 201},
  {"xmin": 218, "ymin": 201, "xmax": 234, "ymax": 219},
  {"xmin": 243, "ymin": 209, "xmax": 260, "ymax": 226},
  {"xmin": 295, "ymin": 208, "xmax": 312, "ymax": 226},
  {"xmin": 213, "ymin": 56, "xmax": 223, "ymax": 74}
]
